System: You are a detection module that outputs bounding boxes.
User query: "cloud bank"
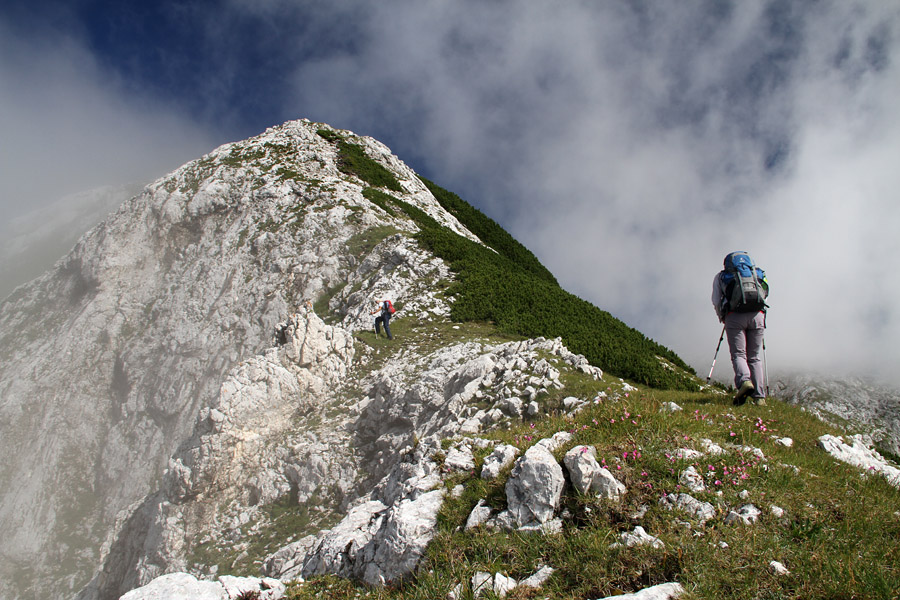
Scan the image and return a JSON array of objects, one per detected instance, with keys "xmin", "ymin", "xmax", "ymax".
[
  {"xmin": 0, "ymin": 14, "xmax": 217, "ymax": 224},
  {"xmin": 275, "ymin": 1, "xmax": 900, "ymax": 384},
  {"xmin": 3, "ymin": 0, "xmax": 899, "ymax": 385}
]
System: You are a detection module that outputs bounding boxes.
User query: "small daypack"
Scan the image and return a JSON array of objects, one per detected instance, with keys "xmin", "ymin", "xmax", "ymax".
[
  {"xmin": 721, "ymin": 251, "xmax": 768, "ymax": 313},
  {"xmin": 384, "ymin": 300, "xmax": 396, "ymax": 314}
]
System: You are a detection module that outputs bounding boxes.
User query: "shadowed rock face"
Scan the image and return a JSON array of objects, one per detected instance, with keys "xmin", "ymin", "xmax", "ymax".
[
  {"xmin": 772, "ymin": 375, "xmax": 900, "ymax": 456},
  {"xmin": 0, "ymin": 119, "xmax": 477, "ymax": 600}
]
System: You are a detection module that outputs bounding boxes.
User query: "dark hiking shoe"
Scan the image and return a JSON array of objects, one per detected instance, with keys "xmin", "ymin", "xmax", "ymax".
[{"xmin": 733, "ymin": 380, "xmax": 755, "ymax": 405}]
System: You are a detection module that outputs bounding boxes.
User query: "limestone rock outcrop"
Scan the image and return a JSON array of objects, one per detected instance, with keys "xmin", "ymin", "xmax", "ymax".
[
  {"xmin": 504, "ymin": 443, "xmax": 566, "ymax": 528},
  {"xmin": 818, "ymin": 434, "xmax": 900, "ymax": 488},
  {"xmin": 564, "ymin": 445, "xmax": 626, "ymax": 500},
  {"xmin": 774, "ymin": 376, "xmax": 900, "ymax": 456},
  {"xmin": 1, "ymin": 119, "xmax": 482, "ymax": 600},
  {"xmin": 118, "ymin": 573, "xmax": 285, "ymax": 600}
]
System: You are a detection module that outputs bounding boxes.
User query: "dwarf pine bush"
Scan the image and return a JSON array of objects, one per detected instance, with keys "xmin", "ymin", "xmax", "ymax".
[
  {"xmin": 317, "ymin": 129, "xmax": 402, "ymax": 191},
  {"xmin": 370, "ymin": 182, "xmax": 696, "ymax": 390}
]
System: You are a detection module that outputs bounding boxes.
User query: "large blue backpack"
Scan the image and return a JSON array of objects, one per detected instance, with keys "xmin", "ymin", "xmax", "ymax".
[{"xmin": 721, "ymin": 251, "xmax": 768, "ymax": 313}]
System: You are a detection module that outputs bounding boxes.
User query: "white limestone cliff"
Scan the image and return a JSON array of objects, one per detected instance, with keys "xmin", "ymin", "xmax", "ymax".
[{"xmin": 0, "ymin": 119, "xmax": 475, "ymax": 600}]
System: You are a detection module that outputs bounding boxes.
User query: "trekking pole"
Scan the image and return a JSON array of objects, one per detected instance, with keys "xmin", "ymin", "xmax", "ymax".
[
  {"xmin": 763, "ymin": 338, "xmax": 769, "ymax": 397},
  {"xmin": 706, "ymin": 325, "xmax": 726, "ymax": 384}
]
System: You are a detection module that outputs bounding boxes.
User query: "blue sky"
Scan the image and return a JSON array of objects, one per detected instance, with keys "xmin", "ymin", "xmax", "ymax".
[{"xmin": 2, "ymin": 0, "xmax": 899, "ymax": 384}]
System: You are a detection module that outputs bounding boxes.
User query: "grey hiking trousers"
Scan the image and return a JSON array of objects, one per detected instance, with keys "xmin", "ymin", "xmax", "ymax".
[{"xmin": 725, "ymin": 311, "xmax": 766, "ymax": 396}]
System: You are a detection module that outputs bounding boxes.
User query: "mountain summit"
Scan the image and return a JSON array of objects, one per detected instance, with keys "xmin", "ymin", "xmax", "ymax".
[
  {"xmin": 6, "ymin": 120, "xmax": 896, "ymax": 600},
  {"xmin": 0, "ymin": 120, "xmax": 693, "ymax": 600}
]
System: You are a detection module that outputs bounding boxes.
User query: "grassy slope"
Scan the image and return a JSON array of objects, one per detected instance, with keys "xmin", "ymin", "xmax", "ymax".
[
  {"xmin": 277, "ymin": 132, "xmax": 900, "ymax": 598},
  {"xmin": 285, "ymin": 350, "xmax": 900, "ymax": 600},
  {"xmin": 417, "ymin": 177, "xmax": 696, "ymax": 392},
  {"xmin": 318, "ymin": 128, "xmax": 695, "ymax": 391}
]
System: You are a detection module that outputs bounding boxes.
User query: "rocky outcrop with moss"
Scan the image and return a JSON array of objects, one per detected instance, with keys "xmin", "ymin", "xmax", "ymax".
[
  {"xmin": 0, "ymin": 119, "xmax": 696, "ymax": 600},
  {"xmin": 1, "ymin": 120, "xmax": 475, "ymax": 600}
]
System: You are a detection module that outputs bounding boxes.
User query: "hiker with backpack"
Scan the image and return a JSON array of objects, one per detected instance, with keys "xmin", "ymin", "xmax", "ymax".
[
  {"xmin": 712, "ymin": 251, "xmax": 769, "ymax": 405},
  {"xmin": 371, "ymin": 299, "xmax": 395, "ymax": 340}
]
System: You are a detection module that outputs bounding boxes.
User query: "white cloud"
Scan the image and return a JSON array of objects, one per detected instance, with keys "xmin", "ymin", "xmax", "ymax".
[
  {"xmin": 279, "ymin": 0, "xmax": 900, "ymax": 384},
  {"xmin": 4, "ymin": 0, "xmax": 898, "ymax": 385},
  {"xmin": 0, "ymin": 17, "xmax": 216, "ymax": 224}
]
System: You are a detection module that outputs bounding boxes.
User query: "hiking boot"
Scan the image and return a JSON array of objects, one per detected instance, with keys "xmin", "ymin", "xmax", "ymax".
[
  {"xmin": 751, "ymin": 397, "xmax": 767, "ymax": 406},
  {"xmin": 732, "ymin": 380, "xmax": 755, "ymax": 405}
]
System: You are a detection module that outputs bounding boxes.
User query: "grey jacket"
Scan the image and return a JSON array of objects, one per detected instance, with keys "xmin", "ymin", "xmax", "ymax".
[{"xmin": 711, "ymin": 272, "xmax": 728, "ymax": 322}]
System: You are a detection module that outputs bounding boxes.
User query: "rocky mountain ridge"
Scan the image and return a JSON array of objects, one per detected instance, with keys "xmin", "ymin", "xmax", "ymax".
[
  {"xmin": 0, "ymin": 119, "xmax": 488, "ymax": 600},
  {"xmin": 2, "ymin": 118, "xmax": 897, "ymax": 600},
  {"xmin": 772, "ymin": 375, "xmax": 900, "ymax": 457}
]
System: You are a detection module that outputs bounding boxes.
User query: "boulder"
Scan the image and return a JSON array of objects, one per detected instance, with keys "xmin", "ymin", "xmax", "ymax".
[
  {"xmin": 505, "ymin": 444, "xmax": 566, "ymax": 526},
  {"xmin": 493, "ymin": 573, "xmax": 518, "ymax": 598},
  {"xmin": 471, "ymin": 572, "xmax": 517, "ymax": 599},
  {"xmin": 119, "ymin": 574, "xmax": 224, "ymax": 600},
  {"xmin": 358, "ymin": 488, "xmax": 446, "ymax": 585},
  {"xmin": 699, "ymin": 439, "xmax": 726, "ymax": 456},
  {"xmin": 219, "ymin": 576, "xmax": 286, "ymax": 600},
  {"xmin": 818, "ymin": 434, "xmax": 900, "ymax": 487},
  {"xmin": 725, "ymin": 504, "xmax": 762, "ymax": 526},
  {"xmin": 471, "ymin": 572, "xmax": 493, "ymax": 598},
  {"xmin": 534, "ymin": 431, "xmax": 573, "ymax": 453},
  {"xmin": 610, "ymin": 526, "xmax": 664, "ymax": 549},
  {"xmin": 465, "ymin": 499, "xmax": 494, "ymax": 530},
  {"xmin": 563, "ymin": 446, "xmax": 626, "ymax": 499},
  {"xmin": 671, "ymin": 448, "xmax": 703, "ymax": 460},
  {"xmin": 118, "ymin": 573, "xmax": 286, "ymax": 600},
  {"xmin": 444, "ymin": 445, "xmax": 476, "ymax": 473},
  {"xmin": 659, "ymin": 493, "xmax": 716, "ymax": 524},
  {"xmin": 262, "ymin": 536, "xmax": 316, "ymax": 581},
  {"xmin": 499, "ymin": 397, "xmax": 524, "ymax": 418},
  {"xmin": 563, "ymin": 396, "xmax": 587, "ymax": 414},
  {"xmin": 481, "ymin": 444, "xmax": 520, "ymax": 480},
  {"xmin": 519, "ymin": 565, "xmax": 555, "ymax": 589},
  {"xmin": 769, "ymin": 560, "xmax": 791, "ymax": 575},
  {"xmin": 300, "ymin": 500, "xmax": 388, "ymax": 579},
  {"xmin": 678, "ymin": 466, "xmax": 706, "ymax": 493}
]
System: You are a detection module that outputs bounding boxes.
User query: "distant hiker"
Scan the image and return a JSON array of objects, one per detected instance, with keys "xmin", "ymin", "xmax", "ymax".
[
  {"xmin": 371, "ymin": 299, "xmax": 395, "ymax": 340},
  {"xmin": 712, "ymin": 251, "xmax": 769, "ymax": 405}
]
